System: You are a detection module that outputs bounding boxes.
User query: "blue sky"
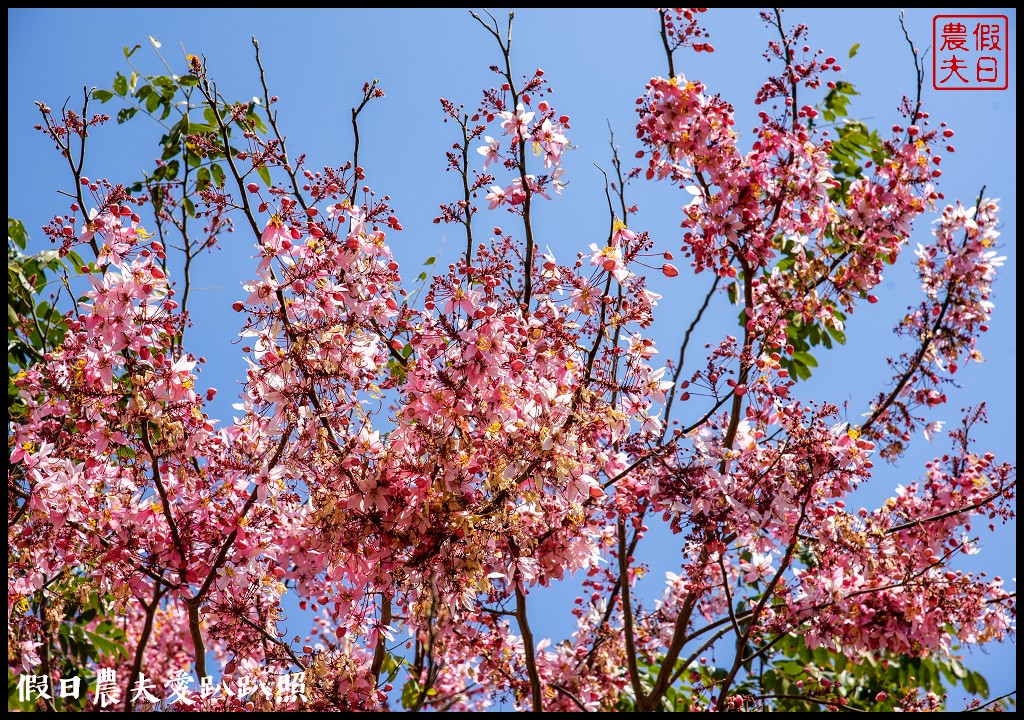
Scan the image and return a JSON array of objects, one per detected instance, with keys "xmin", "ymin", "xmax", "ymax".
[{"xmin": 8, "ymin": 7, "xmax": 1015, "ymax": 708}]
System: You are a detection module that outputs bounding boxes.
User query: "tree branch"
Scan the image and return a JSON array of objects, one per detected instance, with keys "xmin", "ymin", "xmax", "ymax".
[{"xmin": 515, "ymin": 585, "xmax": 544, "ymax": 711}]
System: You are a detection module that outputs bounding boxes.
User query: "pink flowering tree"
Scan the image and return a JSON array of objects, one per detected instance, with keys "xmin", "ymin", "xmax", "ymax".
[{"xmin": 8, "ymin": 8, "xmax": 1015, "ymax": 712}]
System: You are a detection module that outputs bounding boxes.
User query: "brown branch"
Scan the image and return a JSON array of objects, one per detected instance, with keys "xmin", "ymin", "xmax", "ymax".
[
  {"xmin": 579, "ymin": 517, "xmax": 644, "ymax": 675},
  {"xmin": 899, "ymin": 11, "xmax": 925, "ymax": 125},
  {"xmin": 139, "ymin": 420, "xmax": 188, "ymax": 577},
  {"xmin": 639, "ymin": 592, "xmax": 698, "ymax": 711},
  {"xmin": 186, "ymin": 599, "xmax": 207, "ymax": 679},
  {"xmin": 659, "ymin": 10, "xmax": 677, "ymax": 78},
  {"xmin": 662, "ymin": 274, "xmax": 720, "ymax": 434},
  {"xmin": 716, "ymin": 494, "xmax": 812, "ymax": 709},
  {"xmin": 717, "ymin": 555, "xmax": 744, "ymax": 645},
  {"xmin": 410, "ymin": 591, "xmax": 441, "ymax": 712},
  {"xmin": 198, "ymin": 78, "xmax": 261, "ymax": 237},
  {"xmin": 369, "ymin": 595, "xmax": 394, "ymax": 684},
  {"xmin": 549, "ymin": 682, "xmax": 589, "ymax": 712},
  {"xmin": 459, "ymin": 114, "xmax": 476, "ymax": 264},
  {"xmin": 771, "ymin": 8, "xmax": 799, "ymax": 132},
  {"xmin": 862, "ymin": 185, "xmax": 987, "ymax": 435},
  {"xmin": 754, "ymin": 693, "xmax": 867, "ymax": 712},
  {"xmin": 470, "ymin": 10, "xmax": 536, "ymax": 312},
  {"xmin": 252, "ymin": 37, "xmax": 308, "ymax": 211},
  {"xmin": 718, "ymin": 260, "xmax": 753, "ymax": 464},
  {"xmin": 37, "ymin": 594, "xmax": 57, "ymax": 712},
  {"xmin": 349, "ymin": 79, "xmax": 381, "ymax": 206},
  {"xmin": 886, "ymin": 480, "xmax": 1015, "ymax": 535},
  {"xmin": 236, "ymin": 613, "xmax": 306, "ymax": 669},
  {"xmin": 125, "ymin": 584, "xmax": 167, "ymax": 711},
  {"xmin": 617, "ymin": 518, "xmax": 646, "ymax": 706},
  {"xmin": 37, "ymin": 91, "xmax": 99, "ymax": 256},
  {"xmin": 670, "ymin": 624, "xmax": 735, "ymax": 688},
  {"xmin": 515, "ymin": 585, "xmax": 544, "ymax": 711},
  {"xmin": 966, "ymin": 691, "xmax": 1016, "ymax": 712}
]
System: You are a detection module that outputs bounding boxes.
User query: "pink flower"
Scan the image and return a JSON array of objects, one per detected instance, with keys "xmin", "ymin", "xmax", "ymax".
[
  {"xmin": 486, "ymin": 186, "xmax": 507, "ymax": 209},
  {"xmin": 499, "ymin": 103, "xmax": 535, "ymax": 141},
  {"xmin": 477, "ymin": 136, "xmax": 500, "ymax": 168},
  {"xmin": 550, "ymin": 167, "xmax": 567, "ymax": 195},
  {"xmin": 741, "ymin": 551, "xmax": 775, "ymax": 584},
  {"xmin": 568, "ymin": 278, "xmax": 600, "ymax": 315},
  {"xmin": 443, "ymin": 285, "xmax": 481, "ymax": 315},
  {"xmin": 612, "ymin": 218, "xmax": 638, "ymax": 245},
  {"xmin": 587, "ymin": 242, "xmax": 631, "ymax": 283},
  {"xmin": 79, "ymin": 207, "xmax": 106, "ymax": 244},
  {"xmin": 326, "ymin": 202, "xmax": 349, "ymax": 222},
  {"xmin": 97, "ymin": 237, "xmax": 132, "ymax": 268},
  {"xmin": 532, "ymin": 118, "xmax": 568, "ymax": 168},
  {"xmin": 641, "ymin": 366, "xmax": 673, "ymax": 404},
  {"xmin": 261, "ymin": 214, "xmax": 294, "ymax": 253},
  {"xmin": 922, "ymin": 420, "xmax": 944, "ymax": 442}
]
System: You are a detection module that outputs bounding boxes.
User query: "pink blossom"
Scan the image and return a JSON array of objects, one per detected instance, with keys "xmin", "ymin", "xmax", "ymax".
[
  {"xmin": 499, "ymin": 102, "xmax": 535, "ymax": 140},
  {"xmin": 476, "ymin": 135, "xmax": 500, "ymax": 168}
]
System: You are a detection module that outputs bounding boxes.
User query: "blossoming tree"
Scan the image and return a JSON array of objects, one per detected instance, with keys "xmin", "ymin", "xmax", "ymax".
[{"xmin": 8, "ymin": 8, "xmax": 1015, "ymax": 712}]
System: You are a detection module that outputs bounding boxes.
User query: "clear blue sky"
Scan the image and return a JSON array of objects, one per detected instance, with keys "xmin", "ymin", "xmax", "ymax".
[{"xmin": 8, "ymin": 7, "xmax": 1015, "ymax": 708}]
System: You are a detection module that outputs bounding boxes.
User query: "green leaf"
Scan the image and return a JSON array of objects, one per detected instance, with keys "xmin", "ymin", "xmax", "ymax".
[
  {"xmin": 92, "ymin": 89, "xmax": 114, "ymax": 103},
  {"xmin": 401, "ymin": 679, "xmax": 420, "ymax": 709},
  {"xmin": 196, "ymin": 166, "xmax": 211, "ymax": 191},
  {"xmin": 962, "ymin": 671, "xmax": 977, "ymax": 695},
  {"xmin": 793, "ymin": 350, "xmax": 818, "ymax": 368},
  {"xmin": 849, "ymin": 43, "xmax": 860, "ymax": 58},
  {"xmin": 791, "ymin": 360, "xmax": 812, "ymax": 381},
  {"xmin": 8, "ymin": 218, "xmax": 28, "ymax": 250},
  {"xmin": 113, "ymin": 73, "xmax": 128, "ymax": 97},
  {"xmin": 124, "ymin": 44, "xmax": 141, "ymax": 58},
  {"xmin": 116, "ymin": 107, "xmax": 138, "ymax": 124},
  {"xmin": 79, "ymin": 607, "xmax": 97, "ymax": 624},
  {"xmin": 129, "ymin": 70, "xmax": 139, "ymax": 93},
  {"xmin": 178, "ymin": 75, "xmax": 199, "ymax": 87},
  {"xmin": 257, "ymin": 165, "xmax": 272, "ymax": 187},
  {"xmin": 184, "ymin": 123, "xmax": 216, "ymax": 135},
  {"xmin": 85, "ymin": 630, "xmax": 115, "ymax": 657},
  {"xmin": 184, "ymin": 198, "xmax": 196, "ymax": 217},
  {"xmin": 424, "ymin": 256, "xmax": 436, "ymax": 266},
  {"xmin": 146, "ymin": 91, "xmax": 161, "ymax": 113},
  {"xmin": 210, "ymin": 163, "xmax": 225, "ymax": 188},
  {"xmin": 971, "ymin": 671, "xmax": 989, "ymax": 698}
]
